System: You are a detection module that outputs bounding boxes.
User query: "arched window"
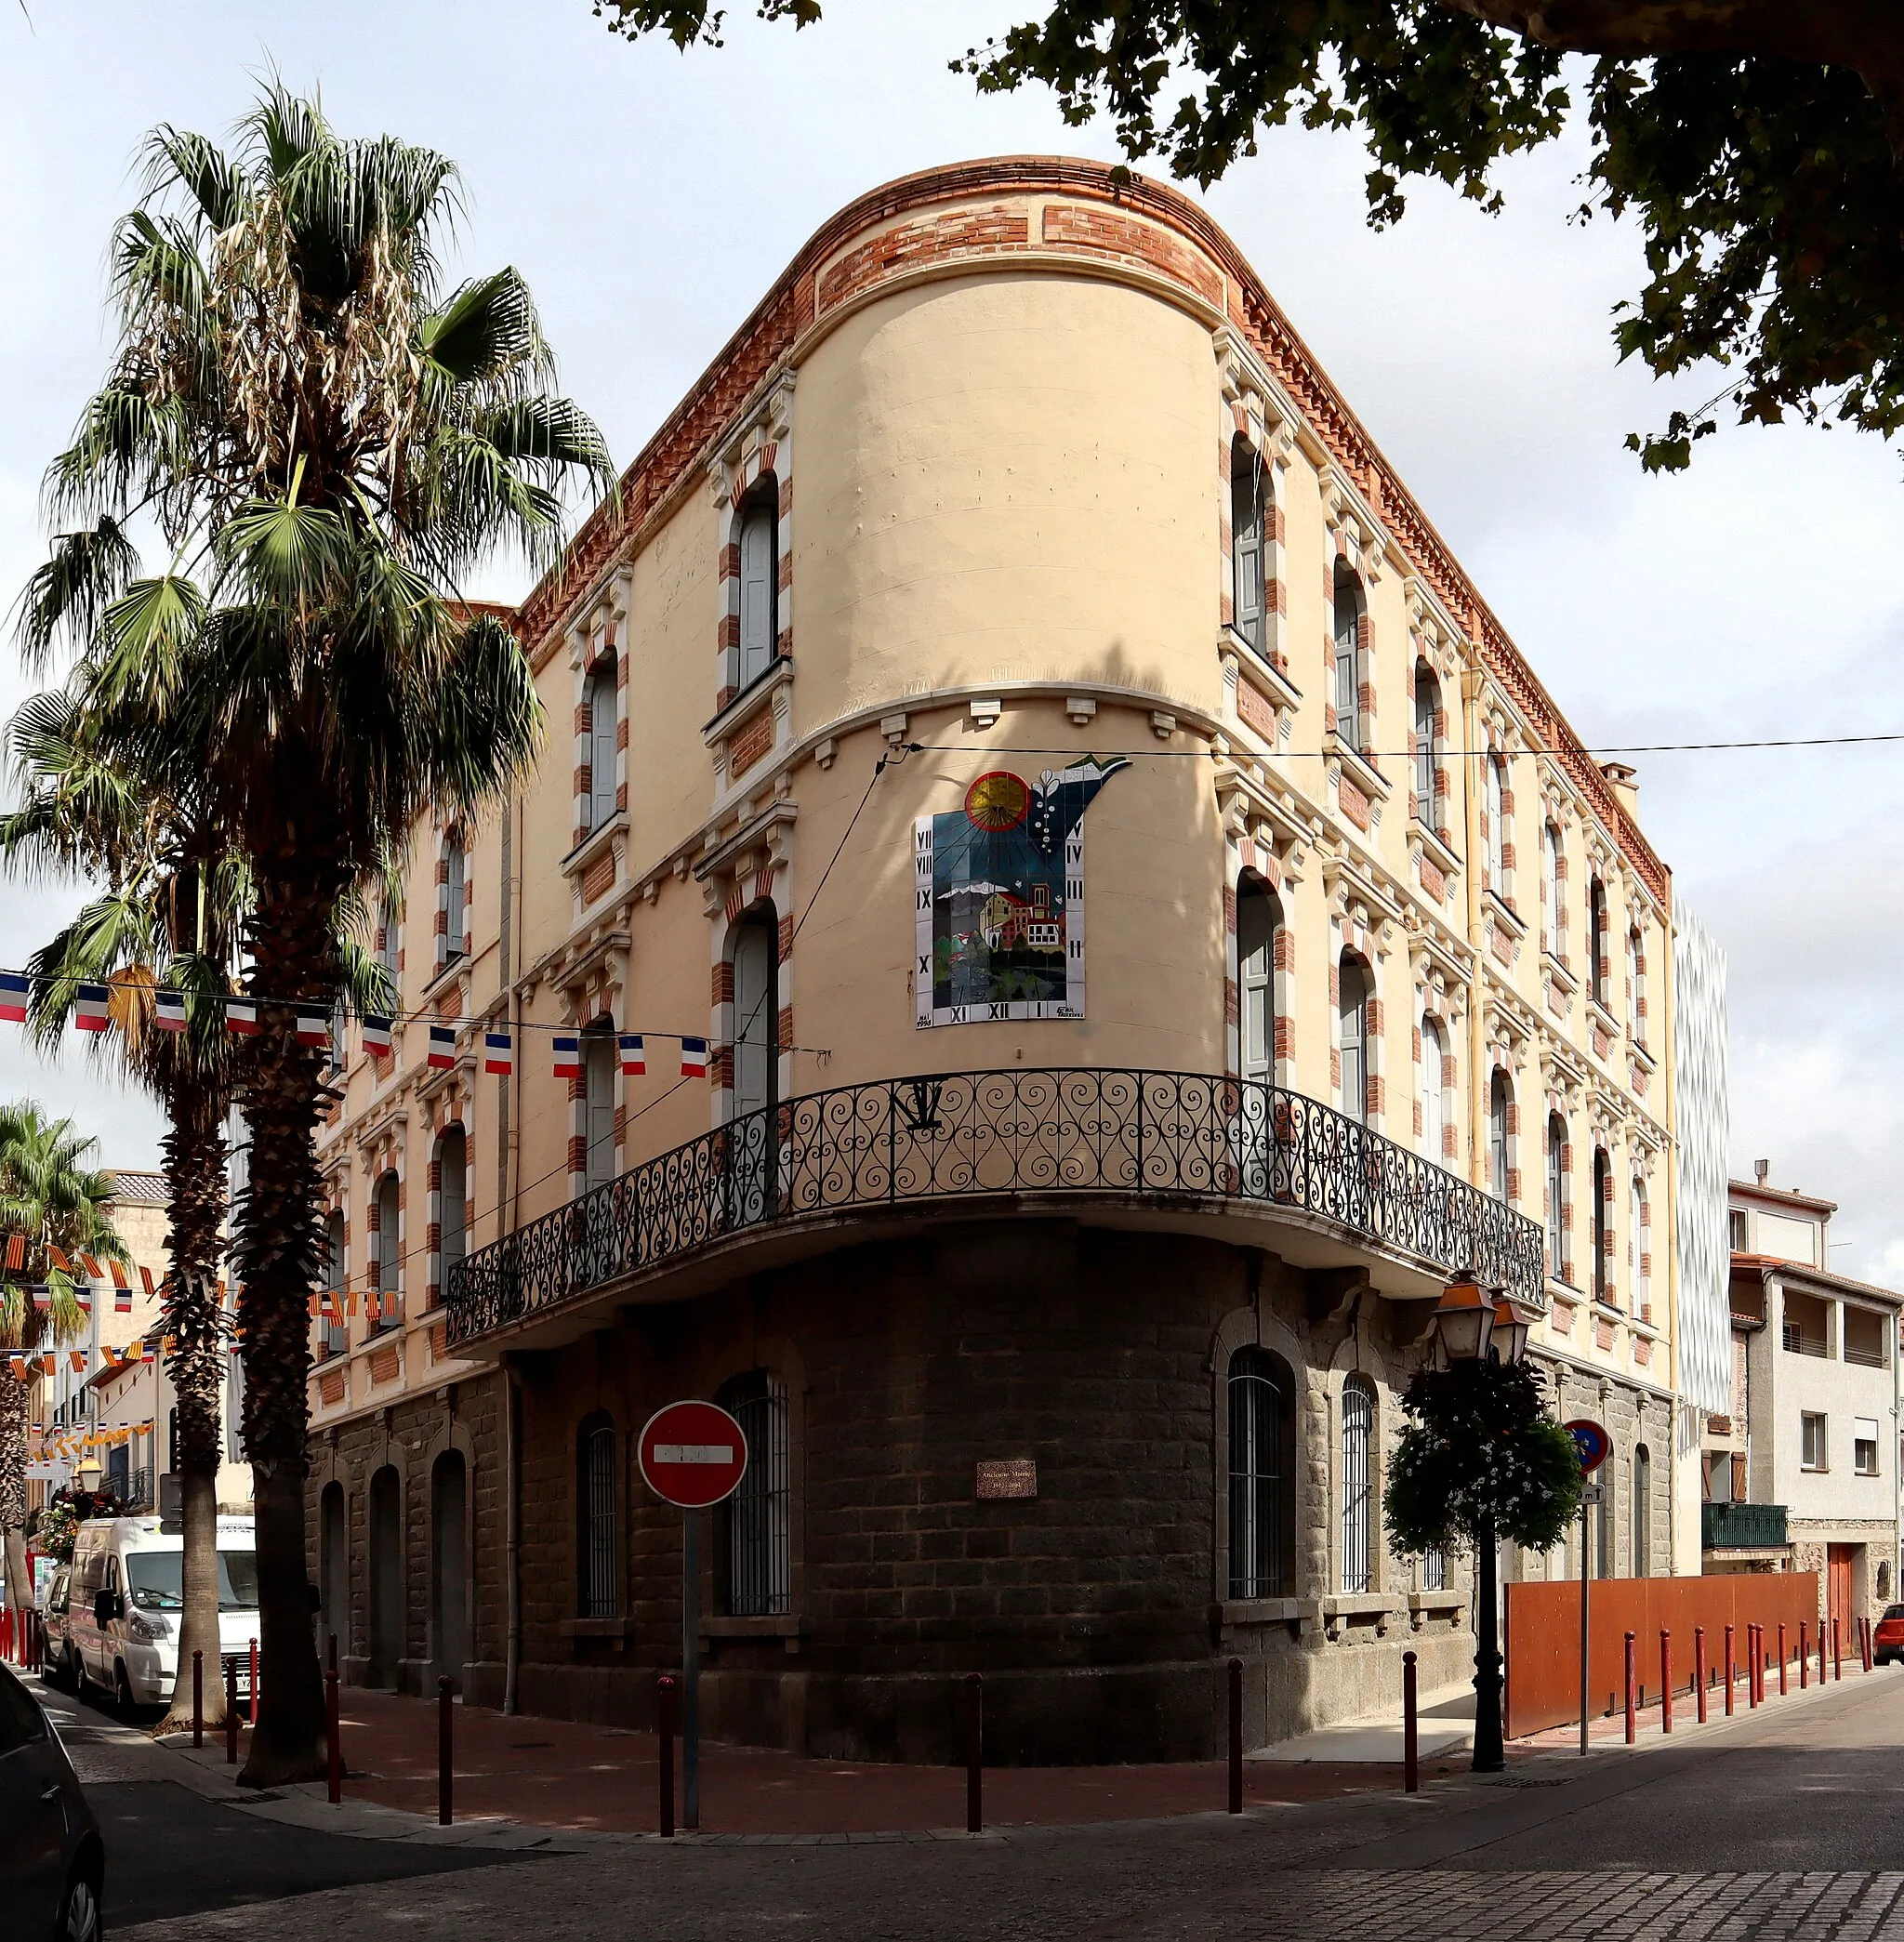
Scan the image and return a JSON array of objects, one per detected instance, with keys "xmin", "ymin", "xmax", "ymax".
[
  {"xmin": 375, "ymin": 1170, "xmax": 401, "ymax": 1331},
  {"xmin": 585, "ymin": 662, "xmax": 617, "ymax": 834},
  {"xmin": 737, "ymin": 481, "xmax": 778, "ymax": 690},
  {"xmin": 1627, "ymin": 926, "xmax": 1643, "ymax": 1041},
  {"xmin": 731, "ymin": 906, "xmax": 778, "ymax": 1124},
  {"xmin": 1420, "ymin": 1014, "xmax": 1447, "ymax": 1163},
  {"xmin": 718, "ymin": 1369, "xmax": 790, "ymax": 1617},
  {"xmin": 1413, "ymin": 665, "xmax": 1440, "ymax": 821},
  {"xmin": 437, "ymin": 1128, "xmax": 468, "ymax": 1306},
  {"xmin": 1338, "ymin": 955, "xmax": 1369, "ymax": 1125},
  {"xmin": 1546, "ymin": 1114, "xmax": 1567, "ymax": 1284},
  {"xmin": 582, "ymin": 1024, "xmax": 616, "ymax": 1193},
  {"xmin": 1341, "ymin": 1376, "xmax": 1375, "ymax": 1593},
  {"xmin": 1593, "ymin": 1148, "xmax": 1612, "ymax": 1302},
  {"xmin": 1589, "ymin": 879, "xmax": 1608, "ymax": 1005},
  {"xmin": 1488, "ymin": 1070, "xmax": 1512, "ymax": 1202},
  {"xmin": 324, "ymin": 1208, "xmax": 347, "ymax": 1357},
  {"xmin": 1630, "ymin": 1176, "xmax": 1646, "ymax": 1316},
  {"xmin": 1237, "ymin": 876, "xmax": 1280, "ymax": 1087},
  {"xmin": 1542, "ymin": 823, "xmax": 1562, "ymax": 958},
  {"xmin": 1332, "ymin": 569, "xmax": 1364, "ymax": 753},
  {"xmin": 575, "ymin": 1413, "xmax": 618, "ymax": 1618},
  {"xmin": 443, "ymin": 836, "xmax": 467, "ymax": 965},
  {"xmin": 1230, "ymin": 440, "xmax": 1267, "ymax": 656},
  {"xmin": 1633, "ymin": 1444, "xmax": 1651, "ymax": 1577},
  {"xmin": 1227, "ymin": 1347, "xmax": 1295, "ymax": 1599}
]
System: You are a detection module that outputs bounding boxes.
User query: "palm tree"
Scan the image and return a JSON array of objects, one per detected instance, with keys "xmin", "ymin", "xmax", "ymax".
[
  {"xmin": 2, "ymin": 687, "xmax": 394, "ymax": 1734},
  {"xmin": 0, "ymin": 1106, "xmax": 126, "ymax": 1617},
  {"xmin": 17, "ymin": 85, "xmax": 610, "ymax": 1780}
]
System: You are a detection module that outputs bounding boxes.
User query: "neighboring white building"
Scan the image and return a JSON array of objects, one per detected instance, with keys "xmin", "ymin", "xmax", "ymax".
[{"xmin": 1703, "ymin": 1165, "xmax": 1901, "ymax": 1637}]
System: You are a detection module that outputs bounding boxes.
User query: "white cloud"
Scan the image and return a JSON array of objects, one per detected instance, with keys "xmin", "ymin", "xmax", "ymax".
[{"xmin": 2, "ymin": 0, "xmax": 1897, "ymax": 1280}]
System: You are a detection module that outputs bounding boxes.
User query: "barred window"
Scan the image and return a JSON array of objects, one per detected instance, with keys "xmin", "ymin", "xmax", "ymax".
[
  {"xmin": 1341, "ymin": 1377, "xmax": 1375, "ymax": 1593},
  {"xmin": 1227, "ymin": 1346, "xmax": 1294, "ymax": 1599},
  {"xmin": 719, "ymin": 1371, "xmax": 789, "ymax": 1617},
  {"xmin": 1422, "ymin": 1548, "xmax": 1447, "ymax": 1592},
  {"xmin": 576, "ymin": 1414, "xmax": 618, "ymax": 1618}
]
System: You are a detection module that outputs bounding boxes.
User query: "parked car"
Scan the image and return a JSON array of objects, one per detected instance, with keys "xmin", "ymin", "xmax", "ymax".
[
  {"xmin": 67, "ymin": 1514, "xmax": 258, "ymax": 1717},
  {"xmin": 39, "ymin": 1565, "xmax": 73, "ymax": 1687},
  {"xmin": 0, "ymin": 1658, "xmax": 103, "ymax": 1940},
  {"xmin": 1873, "ymin": 1605, "xmax": 1904, "ymax": 1666}
]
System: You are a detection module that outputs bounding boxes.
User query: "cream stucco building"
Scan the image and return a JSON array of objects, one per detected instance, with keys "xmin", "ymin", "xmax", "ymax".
[{"xmin": 302, "ymin": 160, "xmax": 1712, "ymax": 1758}]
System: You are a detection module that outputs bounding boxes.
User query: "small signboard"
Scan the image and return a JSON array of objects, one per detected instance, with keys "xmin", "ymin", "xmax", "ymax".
[
  {"xmin": 975, "ymin": 1459, "xmax": 1037, "ymax": 1500},
  {"xmin": 1565, "ymin": 1418, "xmax": 1611, "ymax": 1474},
  {"xmin": 638, "ymin": 1400, "xmax": 748, "ymax": 1509}
]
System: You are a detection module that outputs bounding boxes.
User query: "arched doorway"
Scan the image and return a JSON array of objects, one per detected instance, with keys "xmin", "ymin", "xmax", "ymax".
[
  {"xmin": 431, "ymin": 1451, "xmax": 468, "ymax": 1691},
  {"xmin": 368, "ymin": 1465, "xmax": 403, "ymax": 1690},
  {"xmin": 319, "ymin": 1482, "xmax": 348, "ymax": 1663}
]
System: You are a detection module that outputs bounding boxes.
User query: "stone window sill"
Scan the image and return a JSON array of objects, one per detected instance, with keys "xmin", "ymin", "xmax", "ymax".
[
  {"xmin": 562, "ymin": 812, "xmax": 627, "ymax": 881},
  {"xmin": 1413, "ymin": 822, "xmax": 1461, "ymax": 879},
  {"xmin": 1223, "ymin": 629, "xmax": 1302, "ymax": 712},
  {"xmin": 1221, "ymin": 1596, "xmax": 1302, "ymax": 1626},
  {"xmin": 559, "ymin": 1617, "xmax": 634, "ymax": 1642},
  {"xmin": 1328, "ymin": 735, "xmax": 1390, "ymax": 802},
  {"xmin": 703, "ymin": 657, "xmax": 795, "ymax": 745},
  {"xmin": 699, "ymin": 1615, "xmax": 803, "ymax": 1639},
  {"xmin": 1409, "ymin": 1592, "xmax": 1465, "ymax": 1614}
]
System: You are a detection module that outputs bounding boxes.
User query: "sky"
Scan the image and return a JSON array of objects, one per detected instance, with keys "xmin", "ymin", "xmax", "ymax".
[{"xmin": 2, "ymin": 2, "xmax": 1899, "ymax": 1284}]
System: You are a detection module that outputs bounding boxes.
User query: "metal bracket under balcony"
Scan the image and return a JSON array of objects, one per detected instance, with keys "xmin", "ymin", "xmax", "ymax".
[{"xmin": 445, "ymin": 1067, "xmax": 1546, "ymax": 1350}]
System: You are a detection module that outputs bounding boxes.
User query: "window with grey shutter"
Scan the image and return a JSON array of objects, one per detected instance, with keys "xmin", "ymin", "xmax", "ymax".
[
  {"xmin": 324, "ymin": 1209, "xmax": 347, "ymax": 1357},
  {"xmin": 1231, "ymin": 444, "xmax": 1265, "ymax": 655},
  {"xmin": 1413, "ymin": 668, "xmax": 1437, "ymax": 812},
  {"xmin": 377, "ymin": 1170, "xmax": 402, "ymax": 1329},
  {"xmin": 1488, "ymin": 1071, "xmax": 1511, "ymax": 1202},
  {"xmin": 1589, "ymin": 879, "xmax": 1608, "ymax": 1003},
  {"xmin": 444, "ymin": 841, "xmax": 466, "ymax": 962},
  {"xmin": 1547, "ymin": 1114, "xmax": 1566, "ymax": 1283},
  {"xmin": 1338, "ymin": 955, "xmax": 1368, "ymax": 1125},
  {"xmin": 738, "ymin": 489, "xmax": 777, "ymax": 690},
  {"xmin": 583, "ymin": 1031, "xmax": 616, "ymax": 1193},
  {"xmin": 1593, "ymin": 1149, "xmax": 1611, "ymax": 1302},
  {"xmin": 1333, "ymin": 572, "xmax": 1362, "ymax": 752},
  {"xmin": 439, "ymin": 1129, "xmax": 468, "ymax": 1297},
  {"xmin": 588, "ymin": 666, "xmax": 617, "ymax": 832},
  {"xmin": 1237, "ymin": 879, "xmax": 1278, "ymax": 1084}
]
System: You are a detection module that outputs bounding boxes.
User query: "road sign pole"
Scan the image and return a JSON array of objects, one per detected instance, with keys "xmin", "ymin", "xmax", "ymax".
[
  {"xmin": 1580, "ymin": 1489, "xmax": 1591, "ymax": 1754},
  {"xmin": 683, "ymin": 1505, "xmax": 700, "ymax": 1833}
]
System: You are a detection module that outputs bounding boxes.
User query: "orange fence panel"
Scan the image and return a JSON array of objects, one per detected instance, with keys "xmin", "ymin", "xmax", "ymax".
[{"xmin": 1504, "ymin": 1573, "xmax": 1819, "ymax": 1739}]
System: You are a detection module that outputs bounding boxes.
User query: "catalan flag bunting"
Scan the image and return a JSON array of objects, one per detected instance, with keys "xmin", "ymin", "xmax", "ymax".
[
  {"xmin": 483, "ymin": 1031, "xmax": 513, "ymax": 1076},
  {"xmin": 70, "ymin": 1350, "xmax": 86, "ymax": 1373},
  {"xmin": 5, "ymin": 1234, "xmax": 22, "ymax": 1272},
  {"xmin": 152, "ymin": 988, "xmax": 189, "ymax": 1032},
  {"xmin": 225, "ymin": 997, "xmax": 259, "ymax": 1036},
  {"xmin": 427, "ymin": 1024, "xmax": 456, "ymax": 1070},
  {"xmin": 362, "ymin": 1014, "xmax": 392, "ymax": 1057},
  {"xmin": 296, "ymin": 1011, "xmax": 330, "ymax": 1049},
  {"xmin": 80, "ymin": 1253, "xmax": 101, "ymax": 1279},
  {"xmin": 108, "ymin": 1259, "xmax": 127, "ymax": 1289},
  {"xmin": 74, "ymin": 983, "xmax": 111, "ymax": 1032},
  {"xmin": 619, "ymin": 1033, "xmax": 645, "ymax": 1077},
  {"xmin": 680, "ymin": 1036, "xmax": 709, "ymax": 1077},
  {"xmin": 46, "ymin": 1246, "xmax": 71, "ymax": 1273},
  {"xmin": 553, "ymin": 1034, "xmax": 580, "ymax": 1079},
  {"xmin": 0, "ymin": 971, "xmax": 29, "ymax": 1023},
  {"xmin": 139, "ymin": 1265, "xmax": 155, "ymax": 1297}
]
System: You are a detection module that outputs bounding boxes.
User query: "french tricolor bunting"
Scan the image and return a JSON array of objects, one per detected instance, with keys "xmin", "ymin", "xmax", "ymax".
[
  {"xmin": 74, "ymin": 984, "xmax": 111, "ymax": 1032},
  {"xmin": 296, "ymin": 1012, "xmax": 330, "ymax": 1049},
  {"xmin": 0, "ymin": 971, "xmax": 28, "ymax": 1024},
  {"xmin": 427, "ymin": 1024, "xmax": 456, "ymax": 1070},
  {"xmin": 552, "ymin": 1035, "xmax": 581, "ymax": 1080},
  {"xmin": 619, "ymin": 1033, "xmax": 645, "ymax": 1077},
  {"xmin": 680, "ymin": 1036, "xmax": 708, "ymax": 1077},
  {"xmin": 224, "ymin": 997, "xmax": 259, "ymax": 1036},
  {"xmin": 152, "ymin": 989, "xmax": 189, "ymax": 1032},
  {"xmin": 362, "ymin": 1015, "xmax": 393, "ymax": 1057},
  {"xmin": 483, "ymin": 1031, "xmax": 513, "ymax": 1077}
]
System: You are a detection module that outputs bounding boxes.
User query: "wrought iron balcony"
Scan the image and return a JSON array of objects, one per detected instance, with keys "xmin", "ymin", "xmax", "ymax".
[
  {"xmin": 446, "ymin": 1067, "xmax": 1546, "ymax": 1346},
  {"xmin": 1701, "ymin": 1501, "xmax": 1789, "ymax": 1551}
]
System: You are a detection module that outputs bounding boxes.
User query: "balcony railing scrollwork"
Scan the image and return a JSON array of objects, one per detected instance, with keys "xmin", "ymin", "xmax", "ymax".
[{"xmin": 446, "ymin": 1068, "xmax": 1546, "ymax": 1345}]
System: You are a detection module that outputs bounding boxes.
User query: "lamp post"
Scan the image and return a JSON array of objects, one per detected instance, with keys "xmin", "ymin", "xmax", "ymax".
[
  {"xmin": 73, "ymin": 1456, "xmax": 103, "ymax": 1499},
  {"xmin": 1426, "ymin": 1269, "xmax": 1528, "ymax": 1776}
]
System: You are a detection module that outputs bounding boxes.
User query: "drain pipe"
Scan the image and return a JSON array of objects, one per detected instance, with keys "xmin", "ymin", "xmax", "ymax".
[{"xmin": 502, "ymin": 1352, "xmax": 522, "ymax": 1716}]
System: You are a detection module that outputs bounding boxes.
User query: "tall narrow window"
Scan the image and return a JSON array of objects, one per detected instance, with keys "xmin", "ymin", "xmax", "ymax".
[
  {"xmin": 1338, "ymin": 955, "xmax": 1369, "ymax": 1125},
  {"xmin": 438, "ymin": 1128, "xmax": 468, "ymax": 1305},
  {"xmin": 1630, "ymin": 1178, "xmax": 1645, "ymax": 1314},
  {"xmin": 731, "ymin": 909, "xmax": 778, "ymax": 1124},
  {"xmin": 1420, "ymin": 1015, "xmax": 1447, "ymax": 1163},
  {"xmin": 1237, "ymin": 878, "xmax": 1280, "ymax": 1086},
  {"xmin": 1413, "ymin": 665, "xmax": 1440, "ymax": 818},
  {"xmin": 737, "ymin": 483, "xmax": 778, "ymax": 690},
  {"xmin": 376, "ymin": 897, "xmax": 398, "ymax": 979},
  {"xmin": 375, "ymin": 1170, "xmax": 401, "ymax": 1331},
  {"xmin": 1542, "ymin": 823, "xmax": 1561, "ymax": 958},
  {"xmin": 1633, "ymin": 1445, "xmax": 1651, "ymax": 1576},
  {"xmin": 586, "ymin": 664, "xmax": 617, "ymax": 833},
  {"xmin": 1488, "ymin": 1070, "xmax": 1512, "ymax": 1202},
  {"xmin": 1227, "ymin": 1347, "xmax": 1294, "ymax": 1598},
  {"xmin": 1593, "ymin": 1148, "xmax": 1612, "ymax": 1303},
  {"xmin": 443, "ymin": 839, "xmax": 467, "ymax": 964},
  {"xmin": 1230, "ymin": 442, "xmax": 1266, "ymax": 656},
  {"xmin": 1627, "ymin": 927, "xmax": 1643, "ymax": 1040},
  {"xmin": 576, "ymin": 1414, "xmax": 618, "ymax": 1618},
  {"xmin": 1546, "ymin": 1114, "xmax": 1567, "ymax": 1283},
  {"xmin": 1485, "ymin": 755, "xmax": 1507, "ymax": 892},
  {"xmin": 1332, "ymin": 570, "xmax": 1363, "ymax": 753},
  {"xmin": 324, "ymin": 1209, "xmax": 347, "ymax": 1357},
  {"xmin": 719, "ymin": 1370, "xmax": 790, "ymax": 1617},
  {"xmin": 1589, "ymin": 879, "xmax": 1608, "ymax": 1005},
  {"xmin": 582, "ymin": 1027, "xmax": 616, "ymax": 1194},
  {"xmin": 1341, "ymin": 1376, "xmax": 1374, "ymax": 1593}
]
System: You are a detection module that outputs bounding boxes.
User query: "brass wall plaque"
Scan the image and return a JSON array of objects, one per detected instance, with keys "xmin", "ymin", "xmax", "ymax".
[{"xmin": 975, "ymin": 1459, "xmax": 1037, "ymax": 1500}]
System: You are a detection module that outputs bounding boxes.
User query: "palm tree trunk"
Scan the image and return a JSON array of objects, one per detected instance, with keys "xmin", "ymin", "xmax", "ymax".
[
  {"xmin": 0, "ymin": 1372, "xmax": 32, "ymax": 1617},
  {"xmin": 233, "ymin": 881, "xmax": 339, "ymax": 1785},
  {"xmin": 156, "ymin": 1085, "xmax": 230, "ymax": 1736}
]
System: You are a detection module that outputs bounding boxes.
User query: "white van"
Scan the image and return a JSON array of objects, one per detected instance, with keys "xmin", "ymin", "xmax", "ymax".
[{"xmin": 67, "ymin": 1515, "xmax": 258, "ymax": 1716}]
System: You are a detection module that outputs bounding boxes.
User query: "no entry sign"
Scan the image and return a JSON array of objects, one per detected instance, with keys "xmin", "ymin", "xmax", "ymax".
[
  {"xmin": 1565, "ymin": 1418, "xmax": 1611, "ymax": 1474},
  {"xmin": 638, "ymin": 1400, "xmax": 748, "ymax": 1509}
]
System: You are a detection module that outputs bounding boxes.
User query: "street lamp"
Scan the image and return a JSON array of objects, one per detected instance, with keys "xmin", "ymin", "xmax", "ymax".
[
  {"xmin": 1426, "ymin": 1268, "xmax": 1516, "ymax": 1775},
  {"xmin": 73, "ymin": 1456, "xmax": 102, "ymax": 1497}
]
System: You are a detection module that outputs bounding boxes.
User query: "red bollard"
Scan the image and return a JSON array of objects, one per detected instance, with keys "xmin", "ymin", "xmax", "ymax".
[
  {"xmin": 1402, "ymin": 1649, "xmax": 1419, "ymax": 1796},
  {"xmin": 965, "ymin": 1672, "xmax": 984, "ymax": 1834},
  {"xmin": 1820, "ymin": 1625, "xmax": 1828, "ymax": 1687},
  {"xmin": 3, "ymin": 1606, "xmax": 11, "ymax": 1663},
  {"xmin": 325, "ymin": 1669, "xmax": 341, "ymax": 1805},
  {"xmin": 328, "ymin": 1632, "xmax": 338, "ymax": 1675},
  {"xmin": 1660, "ymin": 1632, "xmax": 1673, "ymax": 1733},
  {"xmin": 1833, "ymin": 1618, "xmax": 1842, "ymax": 1682},
  {"xmin": 1229, "ymin": 1656, "xmax": 1245, "ymax": 1813},
  {"xmin": 225, "ymin": 1657, "xmax": 239, "ymax": 1764},
  {"xmin": 1623, "ymin": 1632, "xmax": 1636, "ymax": 1743},
  {"xmin": 1749, "ymin": 1626, "xmax": 1760, "ymax": 1707},
  {"xmin": 1779, "ymin": 1623, "xmax": 1788, "ymax": 1696},
  {"xmin": 248, "ymin": 1638, "xmax": 258, "ymax": 1725},
  {"xmin": 1694, "ymin": 1628, "xmax": 1707, "ymax": 1724},
  {"xmin": 1801, "ymin": 1619, "xmax": 1809, "ymax": 1688},
  {"xmin": 656, "ymin": 1674, "xmax": 677, "ymax": 1838},
  {"xmin": 439, "ymin": 1675, "xmax": 454, "ymax": 1827},
  {"xmin": 1725, "ymin": 1625, "xmax": 1736, "ymax": 1714},
  {"xmin": 1866, "ymin": 1617, "xmax": 1874, "ymax": 1672},
  {"xmin": 192, "ymin": 1649, "xmax": 204, "ymax": 1748}
]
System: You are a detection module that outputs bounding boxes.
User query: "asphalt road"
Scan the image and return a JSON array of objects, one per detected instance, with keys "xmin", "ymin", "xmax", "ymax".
[{"xmin": 36, "ymin": 1659, "xmax": 1904, "ymax": 1939}]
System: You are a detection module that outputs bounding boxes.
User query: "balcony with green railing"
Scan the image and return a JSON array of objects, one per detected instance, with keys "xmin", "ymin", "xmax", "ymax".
[{"xmin": 1701, "ymin": 1500, "xmax": 1789, "ymax": 1551}]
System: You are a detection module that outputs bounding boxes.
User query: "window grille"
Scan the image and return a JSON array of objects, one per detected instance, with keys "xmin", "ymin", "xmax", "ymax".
[
  {"xmin": 1228, "ymin": 1348, "xmax": 1292, "ymax": 1599},
  {"xmin": 578, "ymin": 1420, "xmax": 618, "ymax": 1618},
  {"xmin": 1341, "ymin": 1378, "xmax": 1374, "ymax": 1593},
  {"xmin": 1423, "ymin": 1548, "xmax": 1447, "ymax": 1592},
  {"xmin": 719, "ymin": 1371, "xmax": 790, "ymax": 1617}
]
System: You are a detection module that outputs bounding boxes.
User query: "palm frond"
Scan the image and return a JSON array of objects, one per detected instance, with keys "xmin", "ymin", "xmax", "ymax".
[{"xmin": 10, "ymin": 518, "xmax": 140, "ymax": 669}]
